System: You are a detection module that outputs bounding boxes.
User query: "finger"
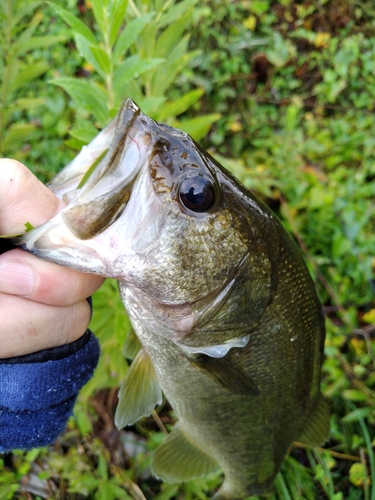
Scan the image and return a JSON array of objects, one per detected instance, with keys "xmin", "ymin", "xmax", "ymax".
[
  {"xmin": 0, "ymin": 248, "xmax": 104, "ymax": 306},
  {"xmin": 0, "ymin": 159, "xmax": 65, "ymax": 235},
  {"xmin": 0, "ymin": 294, "xmax": 91, "ymax": 358}
]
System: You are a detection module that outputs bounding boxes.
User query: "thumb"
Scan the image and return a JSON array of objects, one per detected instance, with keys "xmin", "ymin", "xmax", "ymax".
[{"xmin": 0, "ymin": 159, "xmax": 65, "ymax": 235}]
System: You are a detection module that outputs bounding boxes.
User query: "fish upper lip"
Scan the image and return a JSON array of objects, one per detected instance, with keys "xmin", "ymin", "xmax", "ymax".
[{"xmin": 20, "ymin": 99, "xmax": 155, "ymax": 245}]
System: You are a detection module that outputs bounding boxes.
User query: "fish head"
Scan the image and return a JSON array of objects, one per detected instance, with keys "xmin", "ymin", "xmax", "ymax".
[{"xmin": 21, "ymin": 99, "xmax": 275, "ymax": 346}]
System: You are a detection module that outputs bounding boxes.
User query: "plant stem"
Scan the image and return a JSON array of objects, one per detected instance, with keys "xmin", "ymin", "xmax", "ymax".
[
  {"xmin": 293, "ymin": 441, "xmax": 362, "ymax": 463},
  {"xmin": 128, "ymin": 0, "xmax": 141, "ymax": 17}
]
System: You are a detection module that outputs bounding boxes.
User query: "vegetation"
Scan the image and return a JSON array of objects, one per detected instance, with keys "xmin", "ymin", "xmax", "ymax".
[{"xmin": 1, "ymin": 0, "xmax": 375, "ymax": 498}]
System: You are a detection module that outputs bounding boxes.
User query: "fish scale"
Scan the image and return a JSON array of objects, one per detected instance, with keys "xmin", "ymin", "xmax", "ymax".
[{"xmin": 19, "ymin": 98, "xmax": 329, "ymax": 499}]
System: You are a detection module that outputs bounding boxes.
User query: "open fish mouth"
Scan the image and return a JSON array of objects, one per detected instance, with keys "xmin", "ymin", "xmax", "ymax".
[{"xmin": 17, "ymin": 99, "xmax": 155, "ymax": 275}]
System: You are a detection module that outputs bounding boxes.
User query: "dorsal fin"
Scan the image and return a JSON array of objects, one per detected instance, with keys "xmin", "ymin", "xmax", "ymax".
[
  {"xmin": 152, "ymin": 423, "xmax": 219, "ymax": 482},
  {"xmin": 297, "ymin": 393, "xmax": 330, "ymax": 446},
  {"xmin": 115, "ymin": 348, "xmax": 162, "ymax": 429}
]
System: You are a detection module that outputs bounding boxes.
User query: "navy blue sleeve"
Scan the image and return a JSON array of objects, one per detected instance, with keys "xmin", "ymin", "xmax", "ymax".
[{"xmin": 0, "ymin": 329, "xmax": 100, "ymax": 453}]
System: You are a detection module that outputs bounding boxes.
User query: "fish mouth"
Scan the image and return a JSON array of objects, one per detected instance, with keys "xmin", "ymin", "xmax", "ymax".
[{"xmin": 17, "ymin": 99, "xmax": 154, "ymax": 275}]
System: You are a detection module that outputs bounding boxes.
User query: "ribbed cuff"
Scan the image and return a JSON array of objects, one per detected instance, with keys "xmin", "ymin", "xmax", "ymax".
[{"xmin": 0, "ymin": 330, "xmax": 100, "ymax": 452}]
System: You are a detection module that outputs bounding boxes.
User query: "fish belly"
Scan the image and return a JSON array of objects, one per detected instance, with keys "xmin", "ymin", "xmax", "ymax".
[{"xmin": 133, "ymin": 322, "xmax": 303, "ymax": 498}]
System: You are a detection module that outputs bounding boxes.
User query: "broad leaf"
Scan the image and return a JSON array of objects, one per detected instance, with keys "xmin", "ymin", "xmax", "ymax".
[
  {"xmin": 15, "ymin": 35, "xmax": 66, "ymax": 57},
  {"xmin": 47, "ymin": 2, "xmax": 98, "ymax": 46},
  {"xmin": 91, "ymin": 46, "xmax": 111, "ymax": 75},
  {"xmin": 137, "ymin": 96, "xmax": 166, "ymax": 117},
  {"xmin": 158, "ymin": 0, "xmax": 199, "ymax": 28},
  {"xmin": 156, "ymin": 89, "xmax": 204, "ymax": 122},
  {"xmin": 13, "ymin": 11, "xmax": 43, "ymax": 51},
  {"xmin": 154, "ymin": 11, "xmax": 193, "ymax": 59},
  {"xmin": 51, "ymin": 77, "xmax": 109, "ymax": 125},
  {"xmin": 74, "ymin": 35, "xmax": 106, "ymax": 80},
  {"xmin": 12, "ymin": 97, "xmax": 45, "ymax": 110},
  {"xmin": 109, "ymin": 0, "xmax": 129, "ymax": 48},
  {"xmin": 113, "ymin": 13, "xmax": 154, "ymax": 63},
  {"xmin": 151, "ymin": 37, "xmax": 199, "ymax": 96},
  {"xmin": 113, "ymin": 80, "xmax": 144, "ymax": 110},
  {"xmin": 173, "ymin": 114, "xmax": 221, "ymax": 142},
  {"xmin": 69, "ymin": 125, "xmax": 99, "ymax": 143},
  {"xmin": 91, "ymin": 0, "xmax": 107, "ymax": 38},
  {"xmin": 113, "ymin": 56, "xmax": 164, "ymax": 102},
  {"xmin": 4, "ymin": 2, "xmax": 42, "ymax": 31}
]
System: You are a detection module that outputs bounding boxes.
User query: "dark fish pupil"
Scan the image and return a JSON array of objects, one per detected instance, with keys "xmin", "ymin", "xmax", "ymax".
[{"xmin": 179, "ymin": 176, "xmax": 215, "ymax": 212}]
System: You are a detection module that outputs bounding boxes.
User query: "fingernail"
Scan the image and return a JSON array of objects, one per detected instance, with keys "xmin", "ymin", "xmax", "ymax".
[{"xmin": 0, "ymin": 260, "xmax": 34, "ymax": 297}]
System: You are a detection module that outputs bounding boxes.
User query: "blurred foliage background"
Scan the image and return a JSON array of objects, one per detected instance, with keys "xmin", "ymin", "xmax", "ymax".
[{"xmin": 1, "ymin": 0, "xmax": 375, "ymax": 498}]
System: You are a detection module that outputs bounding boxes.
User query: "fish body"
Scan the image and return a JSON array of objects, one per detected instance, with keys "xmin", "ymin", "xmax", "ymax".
[{"xmin": 20, "ymin": 99, "xmax": 329, "ymax": 499}]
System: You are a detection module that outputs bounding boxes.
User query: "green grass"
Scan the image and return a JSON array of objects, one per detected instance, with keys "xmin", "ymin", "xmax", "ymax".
[{"xmin": 1, "ymin": 0, "xmax": 375, "ymax": 498}]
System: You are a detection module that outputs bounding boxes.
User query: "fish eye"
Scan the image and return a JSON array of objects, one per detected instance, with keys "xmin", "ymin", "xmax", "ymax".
[{"xmin": 178, "ymin": 176, "xmax": 216, "ymax": 213}]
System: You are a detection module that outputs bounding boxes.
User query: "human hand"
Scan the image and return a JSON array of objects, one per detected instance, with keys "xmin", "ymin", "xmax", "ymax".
[{"xmin": 0, "ymin": 159, "xmax": 105, "ymax": 358}]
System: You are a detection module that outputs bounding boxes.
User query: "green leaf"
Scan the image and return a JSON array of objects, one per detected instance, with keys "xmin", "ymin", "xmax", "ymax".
[
  {"xmin": 8, "ymin": 61, "xmax": 49, "ymax": 94},
  {"xmin": 50, "ymin": 77, "xmax": 109, "ymax": 125},
  {"xmin": 97, "ymin": 453, "xmax": 108, "ymax": 480},
  {"xmin": 174, "ymin": 114, "xmax": 221, "ymax": 141},
  {"xmin": 13, "ymin": 10, "xmax": 43, "ymax": 52},
  {"xmin": 15, "ymin": 35, "xmax": 66, "ymax": 56},
  {"xmin": 113, "ymin": 13, "xmax": 155, "ymax": 63},
  {"xmin": 47, "ymin": 1, "xmax": 98, "ymax": 46},
  {"xmin": 90, "ymin": 46, "xmax": 111, "ymax": 75},
  {"xmin": 2, "ymin": 98, "xmax": 45, "ymax": 128},
  {"xmin": 0, "ymin": 485, "xmax": 19, "ymax": 500},
  {"xmin": 1, "ymin": 123, "xmax": 36, "ymax": 151},
  {"xmin": 69, "ymin": 125, "xmax": 99, "ymax": 143},
  {"xmin": 113, "ymin": 56, "xmax": 164, "ymax": 102},
  {"xmin": 74, "ymin": 403, "xmax": 93, "ymax": 435},
  {"xmin": 5, "ymin": 1, "xmax": 42, "ymax": 30},
  {"xmin": 64, "ymin": 138, "xmax": 85, "ymax": 150},
  {"xmin": 74, "ymin": 34, "xmax": 106, "ymax": 80},
  {"xmin": 265, "ymin": 33, "xmax": 296, "ymax": 68},
  {"xmin": 349, "ymin": 463, "xmax": 368, "ymax": 487},
  {"xmin": 157, "ymin": 89, "xmax": 204, "ymax": 121},
  {"xmin": 249, "ymin": 0, "xmax": 270, "ymax": 16},
  {"xmin": 342, "ymin": 406, "xmax": 372, "ymax": 423},
  {"xmin": 157, "ymin": 0, "xmax": 199, "ymax": 28},
  {"xmin": 91, "ymin": 0, "xmax": 107, "ymax": 37},
  {"xmin": 154, "ymin": 11, "xmax": 193, "ymax": 59},
  {"xmin": 25, "ymin": 222, "xmax": 35, "ymax": 232},
  {"xmin": 136, "ymin": 96, "xmax": 166, "ymax": 117},
  {"xmin": 342, "ymin": 389, "xmax": 368, "ymax": 402},
  {"xmin": 151, "ymin": 37, "xmax": 198, "ymax": 96},
  {"xmin": 138, "ymin": 22, "xmax": 158, "ymax": 59},
  {"xmin": 109, "ymin": 0, "xmax": 129, "ymax": 48}
]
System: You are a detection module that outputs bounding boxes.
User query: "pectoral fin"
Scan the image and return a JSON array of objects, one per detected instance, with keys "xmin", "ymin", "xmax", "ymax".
[
  {"xmin": 297, "ymin": 393, "xmax": 330, "ymax": 446},
  {"xmin": 188, "ymin": 354, "xmax": 260, "ymax": 397},
  {"xmin": 115, "ymin": 348, "xmax": 162, "ymax": 429},
  {"xmin": 122, "ymin": 328, "xmax": 141, "ymax": 360},
  {"xmin": 152, "ymin": 423, "xmax": 219, "ymax": 482}
]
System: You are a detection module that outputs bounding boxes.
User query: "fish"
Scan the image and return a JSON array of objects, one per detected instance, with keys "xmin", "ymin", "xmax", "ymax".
[{"xmin": 19, "ymin": 98, "xmax": 329, "ymax": 499}]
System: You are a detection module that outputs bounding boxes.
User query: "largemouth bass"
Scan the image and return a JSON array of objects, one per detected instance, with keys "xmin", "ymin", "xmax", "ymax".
[{"xmin": 20, "ymin": 99, "xmax": 329, "ymax": 499}]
